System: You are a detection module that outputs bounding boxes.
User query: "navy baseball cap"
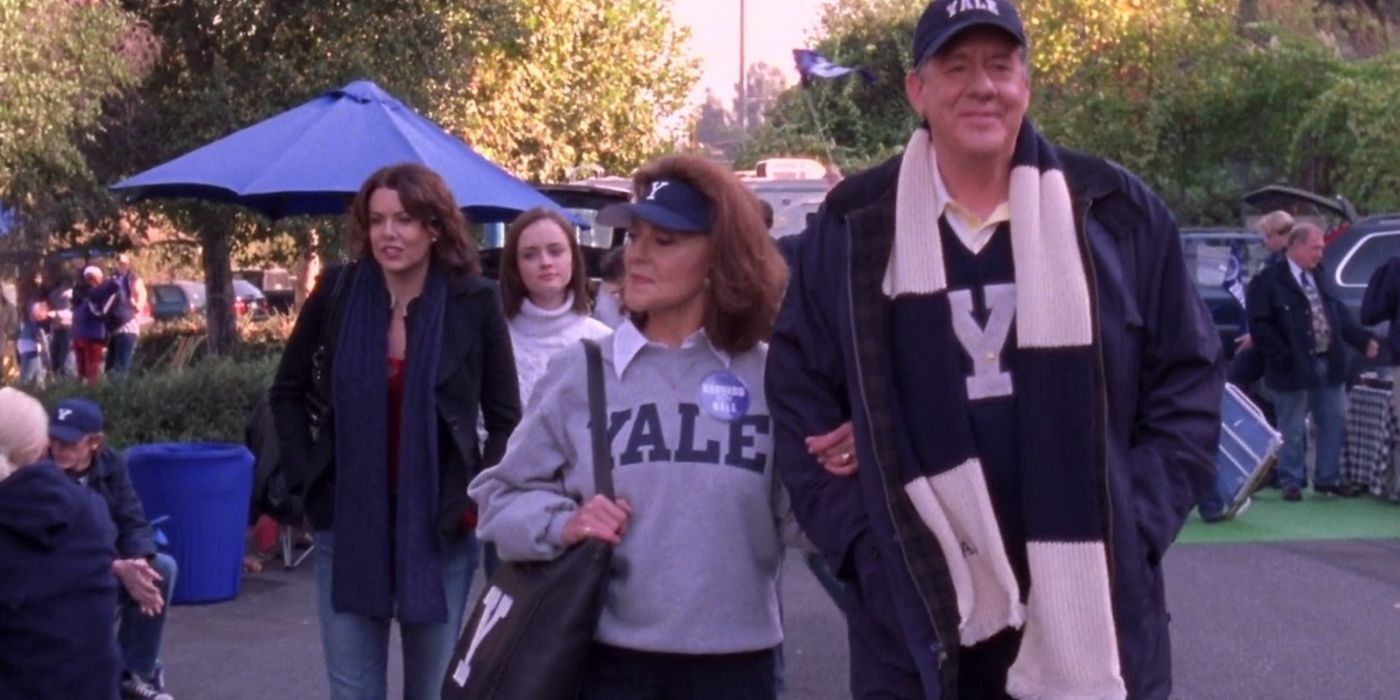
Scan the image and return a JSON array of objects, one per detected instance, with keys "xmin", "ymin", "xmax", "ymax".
[
  {"xmin": 596, "ymin": 178, "xmax": 713, "ymax": 234},
  {"xmin": 912, "ymin": 0, "xmax": 1027, "ymax": 67},
  {"xmin": 49, "ymin": 398, "xmax": 104, "ymax": 443}
]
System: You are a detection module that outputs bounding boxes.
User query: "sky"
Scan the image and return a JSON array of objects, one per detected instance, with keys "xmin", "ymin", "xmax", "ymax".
[{"xmin": 670, "ymin": 0, "xmax": 832, "ymax": 110}]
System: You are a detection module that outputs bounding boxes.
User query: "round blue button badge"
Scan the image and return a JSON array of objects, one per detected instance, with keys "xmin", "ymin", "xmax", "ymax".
[{"xmin": 698, "ymin": 371, "xmax": 750, "ymax": 422}]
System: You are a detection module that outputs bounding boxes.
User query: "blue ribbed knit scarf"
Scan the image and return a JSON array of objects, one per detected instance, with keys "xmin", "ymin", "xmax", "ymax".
[
  {"xmin": 885, "ymin": 120, "xmax": 1125, "ymax": 699},
  {"xmin": 331, "ymin": 259, "xmax": 447, "ymax": 624}
]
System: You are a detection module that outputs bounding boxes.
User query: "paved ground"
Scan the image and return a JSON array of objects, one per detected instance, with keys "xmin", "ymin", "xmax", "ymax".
[{"xmin": 162, "ymin": 499, "xmax": 1400, "ymax": 699}]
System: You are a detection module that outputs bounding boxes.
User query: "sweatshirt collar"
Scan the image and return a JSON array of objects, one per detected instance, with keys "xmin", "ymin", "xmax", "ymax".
[{"xmin": 612, "ymin": 320, "xmax": 730, "ymax": 379}]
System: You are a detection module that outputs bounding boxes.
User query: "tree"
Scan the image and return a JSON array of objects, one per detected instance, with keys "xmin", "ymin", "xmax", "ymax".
[
  {"xmin": 433, "ymin": 0, "xmax": 699, "ymax": 183},
  {"xmin": 96, "ymin": 0, "xmax": 699, "ymax": 353},
  {"xmin": 0, "ymin": 0, "xmax": 146, "ymax": 248},
  {"xmin": 734, "ymin": 62, "xmax": 788, "ymax": 131},
  {"xmin": 693, "ymin": 90, "xmax": 744, "ymax": 160},
  {"xmin": 1290, "ymin": 52, "xmax": 1400, "ymax": 212},
  {"xmin": 104, "ymin": 0, "xmax": 480, "ymax": 353},
  {"xmin": 738, "ymin": 0, "xmax": 923, "ymax": 170},
  {"xmin": 740, "ymin": 0, "xmax": 1395, "ymax": 224}
]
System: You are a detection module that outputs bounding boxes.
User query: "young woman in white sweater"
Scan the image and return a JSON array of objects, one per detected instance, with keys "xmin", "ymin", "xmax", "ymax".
[{"xmin": 498, "ymin": 207, "xmax": 612, "ymax": 406}]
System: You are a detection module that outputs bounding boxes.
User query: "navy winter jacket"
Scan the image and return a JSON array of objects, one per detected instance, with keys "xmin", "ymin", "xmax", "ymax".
[
  {"xmin": 79, "ymin": 447, "xmax": 159, "ymax": 560},
  {"xmin": 1360, "ymin": 256, "xmax": 1400, "ymax": 361},
  {"xmin": 767, "ymin": 149, "xmax": 1224, "ymax": 699},
  {"xmin": 0, "ymin": 461, "xmax": 120, "ymax": 700},
  {"xmin": 1246, "ymin": 260, "xmax": 1371, "ymax": 392}
]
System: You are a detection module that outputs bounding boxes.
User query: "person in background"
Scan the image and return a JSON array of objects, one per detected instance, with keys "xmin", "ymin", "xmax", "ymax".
[
  {"xmin": 269, "ymin": 163, "xmax": 521, "ymax": 700},
  {"xmin": 592, "ymin": 246, "xmax": 628, "ymax": 329},
  {"xmin": 14, "ymin": 273, "xmax": 48, "ymax": 388},
  {"xmin": 1229, "ymin": 210, "xmax": 1295, "ymax": 382},
  {"xmin": 0, "ymin": 280, "xmax": 16, "ymax": 378},
  {"xmin": 1361, "ymin": 248, "xmax": 1400, "ymax": 499},
  {"xmin": 107, "ymin": 253, "xmax": 147, "ymax": 376},
  {"xmin": 71, "ymin": 266, "xmax": 115, "ymax": 385},
  {"xmin": 472, "ymin": 154, "xmax": 796, "ymax": 698},
  {"xmin": 498, "ymin": 207, "xmax": 612, "ymax": 407},
  {"xmin": 40, "ymin": 261, "xmax": 73, "ymax": 379},
  {"xmin": 1248, "ymin": 222, "xmax": 1376, "ymax": 501},
  {"xmin": 0, "ymin": 388, "xmax": 121, "ymax": 700},
  {"xmin": 48, "ymin": 398, "xmax": 176, "ymax": 700}
]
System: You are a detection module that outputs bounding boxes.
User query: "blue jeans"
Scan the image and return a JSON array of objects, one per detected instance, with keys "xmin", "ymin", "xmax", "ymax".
[
  {"xmin": 119, "ymin": 553, "xmax": 178, "ymax": 680},
  {"xmin": 1273, "ymin": 371, "xmax": 1347, "ymax": 491},
  {"xmin": 106, "ymin": 332, "xmax": 138, "ymax": 375},
  {"xmin": 18, "ymin": 350, "xmax": 44, "ymax": 386},
  {"xmin": 314, "ymin": 530, "xmax": 478, "ymax": 700}
]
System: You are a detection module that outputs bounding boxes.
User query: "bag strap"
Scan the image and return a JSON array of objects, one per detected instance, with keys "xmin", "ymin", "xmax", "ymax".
[
  {"xmin": 582, "ymin": 338, "xmax": 614, "ymax": 499},
  {"xmin": 313, "ymin": 262, "xmax": 356, "ymax": 395}
]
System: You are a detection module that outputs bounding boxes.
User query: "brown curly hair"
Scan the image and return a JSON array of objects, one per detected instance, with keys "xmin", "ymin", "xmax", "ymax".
[
  {"xmin": 628, "ymin": 155, "xmax": 788, "ymax": 354},
  {"xmin": 346, "ymin": 163, "xmax": 480, "ymax": 276}
]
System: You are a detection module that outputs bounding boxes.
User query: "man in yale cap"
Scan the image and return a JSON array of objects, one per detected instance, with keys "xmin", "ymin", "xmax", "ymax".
[
  {"xmin": 767, "ymin": 1, "xmax": 1224, "ymax": 697},
  {"xmin": 50, "ymin": 398, "xmax": 178, "ymax": 700}
]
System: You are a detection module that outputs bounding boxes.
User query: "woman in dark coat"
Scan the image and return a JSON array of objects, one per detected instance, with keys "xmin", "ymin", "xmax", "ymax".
[
  {"xmin": 269, "ymin": 163, "xmax": 521, "ymax": 700},
  {"xmin": 0, "ymin": 387, "xmax": 120, "ymax": 700}
]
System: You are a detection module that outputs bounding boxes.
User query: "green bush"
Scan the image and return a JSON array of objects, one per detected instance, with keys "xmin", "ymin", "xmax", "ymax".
[{"xmin": 34, "ymin": 357, "xmax": 278, "ymax": 450}]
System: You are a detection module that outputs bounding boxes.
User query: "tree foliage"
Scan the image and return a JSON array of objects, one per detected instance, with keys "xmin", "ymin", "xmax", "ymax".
[
  {"xmin": 435, "ymin": 0, "xmax": 699, "ymax": 183},
  {"xmin": 0, "ymin": 0, "xmax": 145, "ymax": 245},
  {"xmin": 1290, "ymin": 52, "xmax": 1400, "ymax": 212},
  {"xmin": 744, "ymin": 0, "xmax": 1399, "ymax": 224},
  {"xmin": 1, "ymin": 0, "xmax": 698, "ymax": 350}
]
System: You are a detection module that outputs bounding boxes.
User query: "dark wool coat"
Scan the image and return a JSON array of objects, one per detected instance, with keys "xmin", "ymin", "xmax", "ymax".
[{"xmin": 768, "ymin": 149, "xmax": 1224, "ymax": 699}]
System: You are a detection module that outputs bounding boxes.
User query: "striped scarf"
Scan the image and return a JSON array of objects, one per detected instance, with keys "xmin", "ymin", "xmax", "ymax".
[{"xmin": 885, "ymin": 121, "xmax": 1125, "ymax": 699}]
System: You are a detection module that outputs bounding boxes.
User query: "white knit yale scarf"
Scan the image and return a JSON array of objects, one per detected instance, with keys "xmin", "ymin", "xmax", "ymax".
[{"xmin": 885, "ymin": 124, "xmax": 1126, "ymax": 700}]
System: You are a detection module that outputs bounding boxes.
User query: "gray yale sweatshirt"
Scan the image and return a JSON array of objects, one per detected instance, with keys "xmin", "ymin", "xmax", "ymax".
[{"xmin": 469, "ymin": 332, "xmax": 803, "ymax": 655}]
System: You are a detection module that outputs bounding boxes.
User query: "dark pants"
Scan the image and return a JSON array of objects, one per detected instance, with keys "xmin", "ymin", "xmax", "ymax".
[
  {"xmin": 957, "ymin": 628, "xmax": 1022, "ymax": 700},
  {"xmin": 580, "ymin": 644, "xmax": 776, "ymax": 700},
  {"xmin": 49, "ymin": 326, "xmax": 71, "ymax": 377},
  {"xmin": 106, "ymin": 332, "xmax": 138, "ymax": 375}
]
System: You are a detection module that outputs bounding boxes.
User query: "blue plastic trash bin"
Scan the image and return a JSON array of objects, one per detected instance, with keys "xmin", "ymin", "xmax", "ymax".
[{"xmin": 124, "ymin": 442, "xmax": 254, "ymax": 605}]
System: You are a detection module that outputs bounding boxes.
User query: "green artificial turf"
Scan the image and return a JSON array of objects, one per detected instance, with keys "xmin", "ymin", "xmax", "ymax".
[{"xmin": 1176, "ymin": 488, "xmax": 1400, "ymax": 544}]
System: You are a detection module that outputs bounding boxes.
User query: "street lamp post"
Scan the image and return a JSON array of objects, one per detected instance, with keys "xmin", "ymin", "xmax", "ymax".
[{"xmin": 738, "ymin": 0, "xmax": 747, "ymax": 132}]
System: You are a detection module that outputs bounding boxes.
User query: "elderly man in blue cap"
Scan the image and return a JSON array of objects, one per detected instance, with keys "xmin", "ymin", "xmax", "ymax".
[
  {"xmin": 767, "ymin": 1, "xmax": 1224, "ymax": 698},
  {"xmin": 49, "ymin": 398, "xmax": 178, "ymax": 700}
]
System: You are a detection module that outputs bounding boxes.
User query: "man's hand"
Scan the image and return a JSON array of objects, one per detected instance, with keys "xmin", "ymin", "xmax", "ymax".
[
  {"xmin": 1367, "ymin": 339, "xmax": 1380, "ymax": 359},
  {"xmin": 113, "ymin": 558, "xmax": 164, "ymax": 616},
  {"xmin": 1235, "ymin": 333, "xmax": 1253, "ymax": 352},
  {"xmin": 806, "ymin": 422, "xmax": 858, "ymax": 477}
]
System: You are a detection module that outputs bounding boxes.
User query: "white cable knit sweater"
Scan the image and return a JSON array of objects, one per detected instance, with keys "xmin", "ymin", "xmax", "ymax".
[{"xmin": 508, "ymin": 293, "xmax": 612, "ymax": 407}]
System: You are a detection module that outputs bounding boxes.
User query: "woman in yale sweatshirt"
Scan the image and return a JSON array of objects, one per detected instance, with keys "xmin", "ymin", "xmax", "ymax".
[{"xmin": 470, "ymin": 154, "xmax": 797, "ymax": 697}]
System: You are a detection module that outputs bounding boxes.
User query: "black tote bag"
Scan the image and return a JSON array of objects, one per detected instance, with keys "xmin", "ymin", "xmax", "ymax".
[{"xmin": 443, "ymin": 338, "xmax": 614, "ymax": 700}]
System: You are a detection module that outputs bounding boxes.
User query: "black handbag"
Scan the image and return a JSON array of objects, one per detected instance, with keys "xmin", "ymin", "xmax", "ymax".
[{"xmin": 443, "ymin": 338, "xmax": 615, "ymax": 700}]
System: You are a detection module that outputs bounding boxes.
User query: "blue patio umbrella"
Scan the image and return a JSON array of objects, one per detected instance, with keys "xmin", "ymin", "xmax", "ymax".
[{"xmin": 111, "ymin": 80, "xmax": 573, "ymax": 223}]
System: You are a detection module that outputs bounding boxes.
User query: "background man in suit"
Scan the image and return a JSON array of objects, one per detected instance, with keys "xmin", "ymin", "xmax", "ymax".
[{"xmin": 1247, "ymin": 222, "xmax": 1376, "ymax": 501}]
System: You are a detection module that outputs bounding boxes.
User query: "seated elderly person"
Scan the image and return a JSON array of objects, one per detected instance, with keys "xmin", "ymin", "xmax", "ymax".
[
  {"xmin": 0, "ymin": 387, "xmax": 121, "ymax": 700},
  {"xmin": 49, "ymin": 398, "xmax": 178, "ymax": 700}
]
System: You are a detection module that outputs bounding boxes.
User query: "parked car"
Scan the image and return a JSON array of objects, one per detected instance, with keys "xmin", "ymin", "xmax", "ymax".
[
  {"xmin": 149, "ymin": 281, "xmax": 206, "ymax": 320},
  {"xmin": 149, "ymin": 280, "xmax": 268, "ymax": 321},
  {"xmin": 232, "ymin": 279, "xmax": 270, "ymax": 319},
  {"xmin": 477, "ymin": 183, "xmax": 632, "ymax": 281},
  {"xmin": 1184, "ymin": 186, "xmax": 1400, "ymax": 367},
  {"xmin": 234, "ymin": 267, "xmax": 295, "ymax": 314},
  {"xmin": 1180, "ymin": 228, "xmax": 1269, "ymax": 359}
]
